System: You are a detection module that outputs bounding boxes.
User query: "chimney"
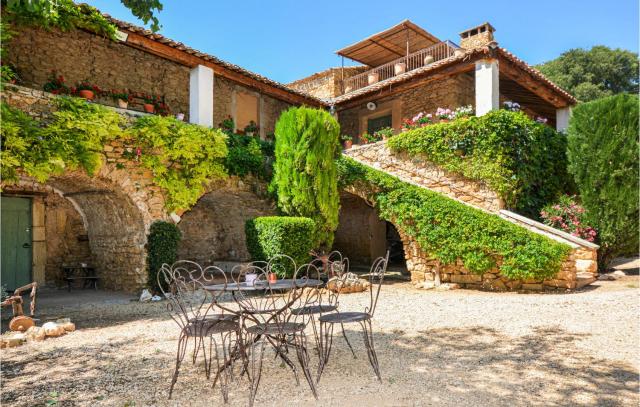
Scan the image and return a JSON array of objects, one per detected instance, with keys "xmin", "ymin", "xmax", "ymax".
[{"xmin": 459, "ymin": 22, "xmax": 495, "ymax": 49}]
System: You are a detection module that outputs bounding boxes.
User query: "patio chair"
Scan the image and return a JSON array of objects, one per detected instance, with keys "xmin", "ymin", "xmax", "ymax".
[
  {"xmin": 157, "ymin": 261, "xmax": 240, "ymax": 402},
  {"xmin": 232, "ymin": 255, "xmax": 319, "ymax": 406},
  {"xmin": 291, "ymin": 251, "xmax": 349, "ymax": 361},
  {"xmin": 316, "ymin": 251, "xmax": 389, "ymax": 383}
]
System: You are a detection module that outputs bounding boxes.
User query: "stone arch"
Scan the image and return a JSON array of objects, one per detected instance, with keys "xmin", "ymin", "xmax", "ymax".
[
  {"xmin": 176, "ymin": 177, "xmax": 275, "ymax": 267},
  {"xmin": 8, "ymin": 159, "xmax": 170, "ymax": 291}
]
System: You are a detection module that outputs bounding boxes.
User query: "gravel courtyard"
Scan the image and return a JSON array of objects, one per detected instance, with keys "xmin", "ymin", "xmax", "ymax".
[{"xmin": 2, "ymin": 275, "xmax": 638, "ymax": 407}]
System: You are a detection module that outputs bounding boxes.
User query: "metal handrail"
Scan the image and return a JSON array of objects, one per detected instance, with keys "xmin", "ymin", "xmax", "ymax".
[{"xmin": 342, "ymin": 40, "xmax": 459, "ymax": 94}]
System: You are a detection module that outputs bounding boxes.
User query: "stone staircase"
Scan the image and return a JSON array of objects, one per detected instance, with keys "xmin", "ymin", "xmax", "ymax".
[{"xmin": 343, "ymin": 141, "xmax": 599, "ymax": 291}]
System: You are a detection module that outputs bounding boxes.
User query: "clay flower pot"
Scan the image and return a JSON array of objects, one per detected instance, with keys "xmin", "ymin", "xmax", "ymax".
[
  {"xmin": 117, "ymin": 99, "xmax": 128, "ymax": 109},
  {"xmin": 367, "ymin": 72, "xmax": 379, "ymax": 85},
  {"xmin": 143, "ymin": 103, "xmax": 155, "ymax": 113},
  {"xmin": 175, "ymin": 113, "xmax": 185, "ymax": 121},
  {"xmin": 343, "ymin": 140, "xmax": 353, "ymax": 149},
  {"xmin": 78, "ymin": 89, "xmax": 94, "ymax": 100},
  {"xmin": 424, "ymin": 55, "xmax": 435, "ymax": 65}
]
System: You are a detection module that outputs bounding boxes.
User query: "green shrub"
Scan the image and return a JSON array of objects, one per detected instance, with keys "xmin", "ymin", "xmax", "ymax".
[
  {"xmin": 337, "ymin": 157, "xmax": 571, "ymax": 280},
  {"xmin": 567, "ymin": 93, "xmax": 639, "ymax": 267},
  {"xmin": 225, "ymin": 133, "xmax": 265, "ymax": 177},
  {"xmin": 270, "ymin": 106, "xmax": 340, "ymax": 249},
  {"xmin": 1, "ymin": 97, "xmax": 125, "ymax": 183},
  {"xmin": 147, "ymin": 221, "xmax": 182, "ymax": 293},
  {"xmin": 245, "ymin": 216, "xmax": 316, "ymax": 278},
  {"xmin": 387, "ymin": 110, "xmax": 570, "ymax": 218},
  {"xmin": 128, "ymin": 115, "xmax": 228, "ymax": 211}
]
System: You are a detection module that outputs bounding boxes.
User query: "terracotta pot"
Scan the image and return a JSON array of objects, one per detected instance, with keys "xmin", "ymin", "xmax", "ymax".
[
  {"xmin": 345, "ymin": 85, "xmax": 354, "ymax": 93},
  {"xmin": 367, "ymin": 72, "xmax": 379, "ymax": 85},
  {"xmin": 78, "ymin": 89, "xmax": 94, "ymax": 100},
  {"xmin": 143, "ymin": 103, "xmax": 155, "ymax": 113},
  {"xmin": 117, "ymin": 99, "xmax": 128, "ymax": 109},
  {"xmin": 175, "ymin": 113, "xmax": 185, "ymax": 121},
  {"xmin": 343, "ymin": 140, "xmax": 353, "ymax": 149},
  {"xmin": 394, "ymin": 62, "xmax": 406, "ymax": 75},
  {"xmin": 424, "ymin": 55, "xmax": 435, "ymax": 65},
  {"xmin": 440, "ymin": 119, "xmax": 449, "ymax": 123}
]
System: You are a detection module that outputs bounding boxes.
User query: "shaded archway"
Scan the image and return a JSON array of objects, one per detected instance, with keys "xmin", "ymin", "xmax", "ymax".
[
  {"xmin": 177, "ymin": 178, "xmax": 275, "ymax": 266},
  {"xmin": 8, "ymin": 169, "xmax": 155, "ymax": 292}
]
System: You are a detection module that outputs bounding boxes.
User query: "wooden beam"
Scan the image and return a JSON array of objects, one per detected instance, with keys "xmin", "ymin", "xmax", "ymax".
[
  {"xmin": 370, "ymin": 38, "xmax": 405, "ymax": 57},
  {"xmin": 124, "ymin": 32, "xmax": 322, "ymax": 107},
  {"xmin": 336, "ymin": 61, "xmax": 476, "ymax": 111},
  {"xmin": 498, "ymin": 56, "xmax": 570, "ymax": 108}
]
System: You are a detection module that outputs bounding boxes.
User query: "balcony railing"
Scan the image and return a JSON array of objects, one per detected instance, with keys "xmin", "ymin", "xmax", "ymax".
[{"xmin": 342, "ymin": 40, "xmax": 460, "ymax": 95}]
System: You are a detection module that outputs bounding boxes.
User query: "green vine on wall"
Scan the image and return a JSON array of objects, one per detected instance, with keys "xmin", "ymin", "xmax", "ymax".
[
  {"xmin": 337, "ymin": 156, "xmax": 571, "ymax": 280},
  {"xmin": 387, "ymin": 110, "xmax": 570, "ymax": 218},
  {"xmin": 1, "ymin": 97, "xmax": 229, "ymax": 212}
]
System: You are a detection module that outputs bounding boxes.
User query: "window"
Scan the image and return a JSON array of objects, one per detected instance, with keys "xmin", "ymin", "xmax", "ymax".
[
  {"xmin": 236, "ymin": 92, "xmax": 259, "ymax": 133},
  {"xmin": 367, "ymin": 114, "xmax": 392, "ymax": 134}
]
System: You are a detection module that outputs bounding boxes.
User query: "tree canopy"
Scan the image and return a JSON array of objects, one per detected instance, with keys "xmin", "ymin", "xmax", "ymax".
[{"xmin": 536, "ymin": 46, "xmax": 639, "ymax": 102}]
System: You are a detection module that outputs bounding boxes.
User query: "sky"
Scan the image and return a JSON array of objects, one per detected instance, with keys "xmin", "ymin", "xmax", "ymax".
[{"xmin": 86, "ymin": 0, "xmax": 639, "ymax": 84}]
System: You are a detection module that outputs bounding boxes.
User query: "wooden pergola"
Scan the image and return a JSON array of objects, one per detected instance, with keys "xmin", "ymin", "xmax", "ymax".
[{"xmin": 336, "ymin": 20, "xmax": 441, "ymax": 67}]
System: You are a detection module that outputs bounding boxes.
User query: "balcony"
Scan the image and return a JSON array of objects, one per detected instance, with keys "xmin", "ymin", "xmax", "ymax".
[{"xmin": 341, "ymin": 40, "xmax": 460, "ymax": 95}]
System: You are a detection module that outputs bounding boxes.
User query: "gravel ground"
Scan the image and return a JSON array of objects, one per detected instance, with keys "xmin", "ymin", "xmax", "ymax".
[{"xmin": 1, "ymin": 276, "xmax": 638, "ymax": 407}]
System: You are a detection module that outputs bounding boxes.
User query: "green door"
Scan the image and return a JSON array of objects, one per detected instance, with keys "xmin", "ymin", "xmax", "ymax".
[{"xmin": 1, "ymin": 197, "xmax": 32, "ymax": 290}]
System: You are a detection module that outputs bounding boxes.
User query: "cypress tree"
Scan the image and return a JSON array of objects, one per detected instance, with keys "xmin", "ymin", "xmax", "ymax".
[{"xmin": 271, "ymin": 107, "xmax": 340, "ymax": 249}]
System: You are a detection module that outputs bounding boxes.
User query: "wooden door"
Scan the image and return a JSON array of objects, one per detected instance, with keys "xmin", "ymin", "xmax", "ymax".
[{"xmin": 1, "ymin": 196, "xmax": 32, "ymax": 290}]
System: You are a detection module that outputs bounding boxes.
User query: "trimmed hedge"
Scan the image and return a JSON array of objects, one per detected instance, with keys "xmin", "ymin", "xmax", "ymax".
[
  {"xmin": 337, "ymin": 157, "xmax": 571, "ymax": 280},
  {"xmin": 245, "ymin": 216, "xmax": 316, "ymax": 278},
  {"xmin": 567, "ymin": 94, "xmax": 639, "ymax": 267},
  {"xmin": 147, "ymin": 221, "xmax": 182, "ymax": 293},
  {"xmin": 387, "ymin": 110, "xmax": 570, "ymax": 218}
]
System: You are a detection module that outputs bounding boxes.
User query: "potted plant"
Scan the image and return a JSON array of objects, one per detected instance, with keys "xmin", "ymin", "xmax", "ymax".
[
  {"xmin": 394, "ymin": 62, "xmax": 406, "ymax": 75},
  {"xmin": 142, "ymin": 95, "xmax": 157, "ymax": 113},
  {"xmin": 341, "ymin": 134, "xmax": 353, "ymax": 149},
  {"xmin": 374, "ymin": 126, "xmax": 395, "ymax": 141},
  {"xmin": 367, "ymin": 72, "xmax": 379, "ymax": 85},
  {"xmin": 360, "ymin": 132, "xmax": 371, "ymax": 144},
  {"xmin": 43, "ymin": 71, "xmax": 70, "ymax": 95},
  {"xmin": 76, "ymin": 80, "xmax": 99, "ymax": 100},
  {"xmin": 244, "ymin": 120, "xmax": 259, "ymax": 137},
  {"xmin": 435, "ymin": 107, "xmax": 454, "ymax": 123},
  {"xmin": 110, "ymin": 89, "xmax": 131, "ymax": 109}
]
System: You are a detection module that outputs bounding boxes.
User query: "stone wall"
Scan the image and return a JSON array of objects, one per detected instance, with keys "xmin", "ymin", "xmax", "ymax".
[
  {"xmin": 333, "ymin": 192, "xmax": 387, "ymax": 265},
  {"xmin": 337, "ymin": 73, "xmax": 475, "ymax": 138},
  {"xmin": 288, "ymin": 67, "xmax": 368, "ymax": 99},
  {"xmin": 343, "ymin": 143, "xmax": 599, "ymax": 292},
  {"xmin": 344, "ymin": 141, "xmax": 503, "ymax": 212},
  {"xmin": 7, "ymin": 26, "xmax": 191, "ymax": 116},
  {"xmin": 177, "ymin": 177, "xmax": 275, "ymax": 264}
]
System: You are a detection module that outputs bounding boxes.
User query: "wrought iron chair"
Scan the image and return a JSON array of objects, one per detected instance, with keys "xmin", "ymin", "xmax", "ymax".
[
  {"xmin": 232, "ymin": 255, "xmax": 319, "ymax": 407},
  {"xmin": 157, "ymin": 261, "xmax": 240, "ymax": 402},
  {"xmin": 291, "ymin": 251, "xmax": 349, "ymax": 361},
  {"xmin": 317, "ymin": 252, "xmax": 389, "ymax": 383}
]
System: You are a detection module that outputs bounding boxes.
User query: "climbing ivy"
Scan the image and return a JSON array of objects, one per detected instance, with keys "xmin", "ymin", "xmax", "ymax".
[
  {"xmin": 387, "ymin": 110, "xmax": 570, "ymax": 218},
  {"xmin": 337, "ymin": 156, "xmax": 571, "ymax": 280},
  {"xmin": 1, "ymin": 97, "xmax": 228, "ymax": 212},
  {"xmin": 1, "ymin": 97, "xmax": 125, "ymax": 183},
  {"xmin": 129, "ymin": 115, "xmax": 228, "ymax": 211}
]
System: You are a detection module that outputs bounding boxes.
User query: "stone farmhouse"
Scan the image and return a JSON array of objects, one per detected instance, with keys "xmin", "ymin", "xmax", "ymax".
[{"xmin": 1, "ymin": 13, "xmax": 597, "ymax": 294}]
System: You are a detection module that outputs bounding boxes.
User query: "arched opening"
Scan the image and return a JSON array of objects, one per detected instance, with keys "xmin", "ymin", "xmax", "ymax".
[
  {"xmin": 177, "ymin": 180, "xmax": 275, "ymax": 267},
  {"xmin": 334, "ymin": 191, "xmax": 408, "ymax": 275},
  {"xmin": 2, "ymin": 172, "xmax": 149, "ymax": 292}
]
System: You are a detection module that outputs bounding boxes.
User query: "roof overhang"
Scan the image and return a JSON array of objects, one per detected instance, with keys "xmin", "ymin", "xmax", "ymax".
[{"xmin": 336, "ymin": 20, "xmax": 440, "ymax": 67}]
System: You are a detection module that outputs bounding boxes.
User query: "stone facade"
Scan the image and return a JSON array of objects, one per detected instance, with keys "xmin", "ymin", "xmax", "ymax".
[
  {"xmin": 345, "ymin": 141, "xmax": 503, "ymax": 212},
  {"xmin": 7, "ymin": 26, "xmax": 190, "ymax": 116},
  {"xmin": 178, "ymin": 177, "xmax": 275, "ymax": 265},
  {"xmin": 337, "ymin": 73, "xmax": 475, "ymax": 139},
  {"xmin": 288, "ymin": 67, "xmax": 368, "ymax": 99}
]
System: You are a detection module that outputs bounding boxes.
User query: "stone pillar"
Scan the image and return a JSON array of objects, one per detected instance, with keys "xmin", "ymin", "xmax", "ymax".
[
  {"xmin": 189, "ymin": 65, "xmax": 214, "ymax": 127},
  {"xmin": 556, "ymin": 107, "xmax": 571, "ymax": 132},
  {"xmin": 475, "ymin": 59, "xmax": 499, "ymax": 116}
]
